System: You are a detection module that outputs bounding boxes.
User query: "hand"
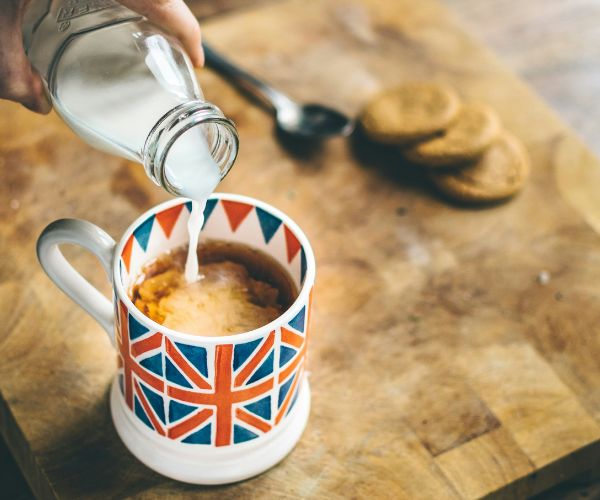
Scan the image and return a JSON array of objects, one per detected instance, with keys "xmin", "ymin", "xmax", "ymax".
[{"xmin": 0, "ymin": 0, "xmax": 204, "ymax": 114}]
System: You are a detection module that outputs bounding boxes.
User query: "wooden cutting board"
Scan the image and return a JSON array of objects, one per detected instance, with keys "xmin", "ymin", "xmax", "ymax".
[{"xmin": 3, "ymin": 0, "xmax": 600, "ymax": 498}]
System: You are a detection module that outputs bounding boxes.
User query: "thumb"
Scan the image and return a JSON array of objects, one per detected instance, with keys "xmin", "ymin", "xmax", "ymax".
[
  {"xmin": 14, "ymin": 64, "xmax": 51, "ymax": 114},
  {"xmin": 0, "ymin": 2, "xmax": 51, "ymax": 113}
]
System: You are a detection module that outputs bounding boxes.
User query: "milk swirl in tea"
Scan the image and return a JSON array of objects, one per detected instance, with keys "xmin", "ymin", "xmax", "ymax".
[{"xmin": 131, "ymin": 240, "xmax": 298, "ymax": 336}]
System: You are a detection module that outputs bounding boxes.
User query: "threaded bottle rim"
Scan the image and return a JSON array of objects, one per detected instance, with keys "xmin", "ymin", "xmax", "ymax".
[{"xmin": 142, "ymin": 100, "xmax": 239, "ymax": 196}]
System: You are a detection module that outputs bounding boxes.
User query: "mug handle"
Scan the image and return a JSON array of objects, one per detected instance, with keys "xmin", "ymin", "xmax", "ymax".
[{"xmin": 37, "ymin": 219, "xmax": 116, "ymax": 345}]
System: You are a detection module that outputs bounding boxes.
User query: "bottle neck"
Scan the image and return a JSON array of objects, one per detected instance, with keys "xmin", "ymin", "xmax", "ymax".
[{"xmin": 142, "ymin": 100, "xmax": 239, "ymax": 196}]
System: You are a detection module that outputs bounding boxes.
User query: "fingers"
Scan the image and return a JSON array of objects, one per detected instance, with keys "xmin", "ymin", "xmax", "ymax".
[
  {"xmin": 1, "ymin": 0, "xmax": 203, "ymax": 115},
  {"xmin": 0, "ymin": 0, "xmax": 52, "ymax": 113},
  {"xmin": 0, "ymin": 60, "xmax": 51, "ymax": 114},
  {"xmin": 119, "ymin": 0, "xmax": 204, "ymax": 67}
]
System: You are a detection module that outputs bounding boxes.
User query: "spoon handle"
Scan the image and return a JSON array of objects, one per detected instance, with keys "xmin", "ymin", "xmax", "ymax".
[{"xmin": 202, "ymin": 42, "xmax": 293, "ymax": 111}]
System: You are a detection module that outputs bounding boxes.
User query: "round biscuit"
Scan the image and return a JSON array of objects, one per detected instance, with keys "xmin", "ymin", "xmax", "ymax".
[
  {"xmin": 360, "ymin": 82, "xmax": 460, "ymax": 144},
  {"xmin": 429, "ymin": 131, "xmax": 530, "ymax": 203},
  {"xmin": 404, "ymin": 103, "xmax": 500, "ymax": 167}
]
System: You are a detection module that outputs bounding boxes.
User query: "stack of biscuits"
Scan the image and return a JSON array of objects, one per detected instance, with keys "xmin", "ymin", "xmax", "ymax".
[{"xmin": 360, "ymin": 82, "xmax": 530, "ymax": 203}]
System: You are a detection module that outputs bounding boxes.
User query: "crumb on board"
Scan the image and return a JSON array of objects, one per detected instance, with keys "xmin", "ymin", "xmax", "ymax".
[{"xmin": 537, "ymin": 270, "xmax": 551, "ymax": 285}]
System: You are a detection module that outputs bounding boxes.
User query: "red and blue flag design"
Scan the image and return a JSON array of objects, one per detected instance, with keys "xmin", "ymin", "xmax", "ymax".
[
  {"xmin": 165, "ymin": 331, "xmax": 276, "ymax": 446},
  {"xmin": 117, "ymin": 299, "xmax": 309, "ymax": 446},
  {"xmin": 115, "ymin": 198, "xmax": 311, "ymax": 446},
  {"xmin": 277, "ymin": 306, "xmax": 307, "ymax": 424},
  {"xmin": 117, "ymin": 302, "xmax": 166, "ymax": 436}
]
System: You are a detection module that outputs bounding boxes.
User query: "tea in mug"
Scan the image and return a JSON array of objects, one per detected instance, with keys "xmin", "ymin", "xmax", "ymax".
[{"xmin": 130, "ymin": 240, "xmax": 298, "ymax": 336}]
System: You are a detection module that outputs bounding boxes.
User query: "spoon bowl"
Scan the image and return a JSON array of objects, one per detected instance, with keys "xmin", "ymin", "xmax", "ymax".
[{"xmin": 277, "ymin": 103, "xmax": 354, "ymax": 138}]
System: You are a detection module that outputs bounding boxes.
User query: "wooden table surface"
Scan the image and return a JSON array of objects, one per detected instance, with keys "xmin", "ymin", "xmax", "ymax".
[
  {"xmin": 3, "ymin": 0, "xmax": 600, "ymax": 498},
  {"xmin": 442, "ymin": 0, "xmax": 600, "ymax": 160}
]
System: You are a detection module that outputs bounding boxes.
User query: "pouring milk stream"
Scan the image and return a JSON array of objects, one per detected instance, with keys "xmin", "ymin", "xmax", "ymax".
[{"xmin": 23, "ymin": 1, "xmax": 239, "ymax": 283}]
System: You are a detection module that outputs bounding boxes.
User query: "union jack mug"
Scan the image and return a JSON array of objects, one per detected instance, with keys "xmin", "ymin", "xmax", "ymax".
[{"xmin": 36, "ymin": 194, "xmax": 315, "ymax": 484}]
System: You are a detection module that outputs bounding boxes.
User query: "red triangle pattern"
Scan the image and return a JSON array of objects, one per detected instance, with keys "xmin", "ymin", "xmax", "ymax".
[
  {"xmin": 156, "ymin": 204, "xmax": 184, "ymax": 239},
  {"xmin": 221, "ymin": 200, "xmax": 253, "ymax": 232},
  {"xmin": 284, "ymin": 225, "xmax": 301, "ymax": 263},
  {"xmin": 122, "ymin": 234, "xmax": 134, "ymax": 273}
]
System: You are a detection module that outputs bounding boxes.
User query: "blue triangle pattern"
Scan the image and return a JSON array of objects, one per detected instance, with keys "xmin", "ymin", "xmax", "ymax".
[
  {"xmin": 288, "ymin": 306, "xmax": 305, "ymax": 332},
  {"xmin": 174, "ymin": 342, "xmax": 208, "ymax": 378},
  {"xmin": 244, "ymin": 396, "xmax": 271, "ymax": 421},
  {"xmin": 247, "ymin": 351, "xmax": 274, "ymax": 384},
  {"xmin": 256, "ymin": 207, "xmax": 282, "ymax": 244},
  {"xmin": 182, "ymin": 423, "xmax": 212, "ymax": 444},
  {"xmin": 128, "ymin": 313, "xmax": 149, "ymax": 340},
  {"xmin": 278, "ymin": 373, "xmax": 295, "ymax": 408},
  {"xmin": 202, "ymin": 198, "xmax": 218, "ymax": 229},
  {"xmin": 233, "ymin": 338, "xmax": 262, "ymax": 371},
  {"xmin": 286, "ymin": 384, "xmax": 300, "ymax": 416},
  {"xmin": 139, "ymin": 382, "xmax": 165, "ymax": 423},
  {"xmin": 139, "ymin": 353, "xmax": 163, "ymax": 376},
  {"xmin": 169, "ymin": 399, "xmax": 197, "ymax": 423},
  {"xmin": 165, "ymin": 358, "xmax": 193, "ymax": 388},
  {"xmin": 300, "ymin": 248, "xmax": 307, "ymax": 284},
  {"xmin": 134, "ymin": 396, "xmax": 153, "ymax": 430},
  {"xmin": 185, "ymin": 201, "xmax": 193, "ymax": 212},
  {"xmin": 133, "ymin": 215, "xmax": 155, "ymax": 252},
  {"xmin": 279, "ymin": 345, "xmax": 297, "ymax": 367},
  {"xmin": 234, "ymin": 425, "xmax": 259, "ymax": 444}
]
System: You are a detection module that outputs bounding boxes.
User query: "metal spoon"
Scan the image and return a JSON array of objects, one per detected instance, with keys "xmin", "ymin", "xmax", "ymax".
[{"xmin": 202, "ymin": 43, "xmax": 354, "ymax": 139}]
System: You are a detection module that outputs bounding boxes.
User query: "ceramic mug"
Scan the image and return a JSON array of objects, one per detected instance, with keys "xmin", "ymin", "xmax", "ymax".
[{"xmin": 36, "ymin": 194, "xmax": 315, "ymax": 484}]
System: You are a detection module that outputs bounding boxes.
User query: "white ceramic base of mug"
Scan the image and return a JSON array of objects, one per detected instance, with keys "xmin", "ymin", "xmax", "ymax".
[{"xmin": 109, "ymin": 378, "xmax": 311, "ymax": 484}]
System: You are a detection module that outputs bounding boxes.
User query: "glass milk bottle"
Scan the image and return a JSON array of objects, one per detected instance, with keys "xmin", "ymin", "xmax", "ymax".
[{"xmin": 22, "ymin": 0, "xmax": 239, "ymax": 199}]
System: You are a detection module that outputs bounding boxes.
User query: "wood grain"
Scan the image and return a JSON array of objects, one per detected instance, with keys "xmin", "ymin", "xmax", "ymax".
[
  {"xmin": 441, "ymin": 0, "xmax": 600, "ymax": 158},
  {"xmin": 3, "ymin": 0, "xmax": 600, "ymax": 498}
]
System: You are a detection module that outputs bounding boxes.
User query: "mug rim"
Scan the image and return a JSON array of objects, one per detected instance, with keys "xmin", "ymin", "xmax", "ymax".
[{"xmin": 113, "ymin": 193, "xmax": 316, "ymax": 345}]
